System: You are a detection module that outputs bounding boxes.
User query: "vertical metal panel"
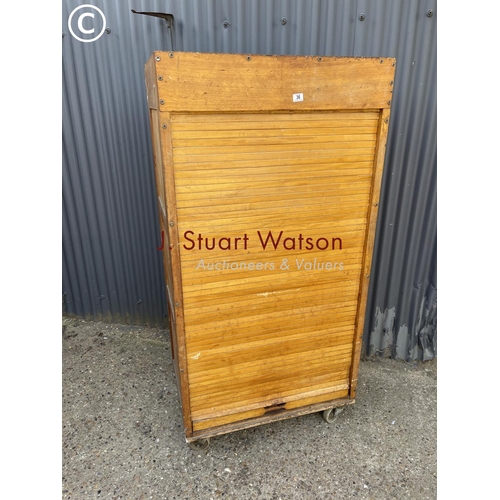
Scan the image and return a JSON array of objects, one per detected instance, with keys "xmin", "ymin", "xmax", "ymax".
[
  {"xmin": 62, "ymin": 0, "xmax": 169, "ymax": 325},
  {"xmin": 62, "ymin": 0, "xmax": 436, "ymax": 359},
  {"xmin": 353, "ymin": 0, "xmax": 437, "ymax": 360}
]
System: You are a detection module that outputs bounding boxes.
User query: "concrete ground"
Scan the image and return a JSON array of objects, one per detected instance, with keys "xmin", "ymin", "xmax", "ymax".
[{"xmin": 62, "ymin": 316, "xmax": 436, "ymax": 500}]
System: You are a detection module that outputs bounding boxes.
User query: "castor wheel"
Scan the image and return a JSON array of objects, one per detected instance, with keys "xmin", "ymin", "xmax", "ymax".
[
  {"xmin": 188, "ymin": 438, "xmax": 210, "ymax": 450},
  {"xmin": 322, "ymin": 407, "xmax": 344, "ymax": 423}
]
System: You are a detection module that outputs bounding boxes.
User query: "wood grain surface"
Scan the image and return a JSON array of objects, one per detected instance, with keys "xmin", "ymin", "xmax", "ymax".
[{"xmin": 144, "ymin": 52, "xmax": 395, "ymax": 439}]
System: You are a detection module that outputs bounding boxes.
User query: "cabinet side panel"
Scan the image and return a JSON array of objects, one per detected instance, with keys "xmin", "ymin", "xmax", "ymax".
[
  {"xmin": 148, "ymin": 102, "xmax": 193, "ymax": 436},
  {"xmin": 158, "ymin": 112, "xmax": 193, "ymax": 437}
]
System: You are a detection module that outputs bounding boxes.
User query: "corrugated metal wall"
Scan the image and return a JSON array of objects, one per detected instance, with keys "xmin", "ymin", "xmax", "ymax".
[{"xmin": 62, "ymin": 0, "xmax": 436, "ymax": 360}]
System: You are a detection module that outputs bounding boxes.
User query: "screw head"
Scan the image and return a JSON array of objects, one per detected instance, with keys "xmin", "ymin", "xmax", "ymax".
[
  {"xmin": 426, "ymin": 9, "xmax": 433, "ymax": 18},
  {"xmin": 222, "ymin": 20, "xmax": 229, "ymax": 29},
  {"xmin": 162, "ymin": 124, "xmax": 167, "ymax": 129},
  {"xmin": 246, "ymin": 56, "xmax": 251, "ymax": 61},
  {"xmin": 317, "ymin": 57, "xmax": 322, "ymax": 62},
  {"xmin": 359, "ymin": 13, "xmax": 365, "ymax": 21},
  {"xmin": 169, "ymin": 221, "xmax": 174, "ymax": 227},
  {"xmin": 169, "ymin": 52, "xmax": 174, "ymax": 58},
  {"xmin": 175, "ymin": 302, "xmax": 180, "ymax": 307},
  {"xmin": 158, "ymin": 75, "xmax": 163, "ymax": 81},
  {"xmin": 160, "ymin": 99, "xmax": 165, "ymax": 105},
  {"xmin": 105, "ymin": 27, "xmax": 111, "ymax": 34},
  {"xmin": 155, "ymin": 56, "xmax": 161, "ymax": 61},
  {"xmin": 281, "ymin": 17, "xmax": 287, "ymax": 25},
  {"xmin": 387, "ymin": 100, "xmax": 391, "ymax": 106}
]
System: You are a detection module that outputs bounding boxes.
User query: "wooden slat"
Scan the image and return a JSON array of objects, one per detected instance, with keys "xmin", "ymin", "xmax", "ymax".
[
  {"xmin": 193, "ymin": 408, "xmax": 266, "ymax": 431},
  {"xmin": 187, "ymin": 325, "xmax": 356, "ymax": 357},
  {"xmin": 188, "ymin": 353, "xmax": 353, "ymax": 392},
  {"xmin": 285, "ymin": 389, "xmax": 350, "ymax": 410},
  {"xmin": 176, "ymin": 192, "xmax": 371, "ymax": 213},
  {"xmin": 176, "ymin": 208, "xmax": 369, "ymax": 231},
  {"xmin": 172, "ymin": 129, "xmax": 377, "ymax": 141},
  {"xmin": 189, "ymin": 358, "xmax": 352, "ymax": 397},
  {"xmin": 173, "ymin": 148, "xmax": 376, "ymax": 164},
  {"xmin": 175, "ymin": 177, "xmax": 372, "ymax": 195},
  {"xmin": 181, "ymin": 282, "xmax": 361, "ymax": 313},
  {"xmin": 183, "ymin": 302, "xmax": 360, "ymax": 341},
  {"xmin": 192, "ymin": 380, "xmax": 350, "ymax": 423},
  {"xmin": 185, "ymin": 314, "xmax": 358, "ymax": 350},
  {"xmin": 176, "ymin": 166, "xmax": 373, "ymax": 182},
  {"xmin": 176, "ymin": 199, "xmax": 370, "ymax": 222},
  {"xmin": 177, "ymin": 221, "xmax": 366, "ymax": 241},
  {"xmin": 187, "ymin": 334, "xmax": 355, "ymax": 374},
  {"xmin": 187, "ymin": 329, "xmax": 354, "ymax": 362},
  {"xmin": 176, "ymin": 192, "xmax": 371, "ymax": 212},
  {"xmin": 189, "ymin": 365, "xmax": 352, "ymax": 413},
  {"xmin": 171, "ymin": 111, "xmax": 380, "ymax": 124},
  {"xmin": 184, "ymin": 297, "xmax": 359, "ymax": 328},
  {"xmin": 183, "ymin": 292, "xmax": 358, "ymax": 323},
  {"xmin": 192, "ymin": 376, "xmax": 350, "ymax": 417},
  {"xmin": 193, "ymin": 389, "xmax": 352, "ymax": 436},
  {"xmin": 185, "ymin": 318, "xmax": 358, "ymax": 351},
  {"xmin": 182, "ymin": 279, "xmax": 360, "ymax": 309},
  {"xmin": 173, "ymin": 143, "xmax": 376, "ymax": 157},
  {"xmin": 173, "ymin": 136, "xmax": 376, "ymax": 149},
  {"xmin": 173, "ymin": 156, "xmax": 374, "ymax": 171},
  {"xmin": 175, "ymin": 170, "xmax": 373, "ymax": 188}
]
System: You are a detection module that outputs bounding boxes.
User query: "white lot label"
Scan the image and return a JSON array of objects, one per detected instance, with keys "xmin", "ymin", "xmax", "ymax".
[{"xmin": 292, "ymin": 93, "xmax": 304, "ymax": 102}]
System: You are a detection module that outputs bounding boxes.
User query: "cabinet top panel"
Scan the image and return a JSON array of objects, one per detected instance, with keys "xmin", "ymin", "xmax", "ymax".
[{"xmin": 145, "ymin": 51, "xmax": 395, "ymax": 113}]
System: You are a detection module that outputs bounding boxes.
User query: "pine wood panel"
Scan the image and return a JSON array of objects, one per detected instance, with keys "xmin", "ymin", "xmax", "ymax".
[
  {"xmin": 154, "ymin": 53, "xmax": 395, "ymax": 112},
  {"xmin": 170, "ymin": 110, "xmax": 373, "ymax": 425}
]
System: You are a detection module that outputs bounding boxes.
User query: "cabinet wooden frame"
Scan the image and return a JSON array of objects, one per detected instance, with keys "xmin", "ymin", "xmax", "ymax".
[{"xmin": 145, "ymin": 51, "xmax": 394, "ymax": 442}]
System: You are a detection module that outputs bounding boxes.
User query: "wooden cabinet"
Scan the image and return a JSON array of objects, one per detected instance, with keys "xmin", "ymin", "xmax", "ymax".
[{"xmin": 144, "ymin": 51, "xmax": 395, "ymax": 443}]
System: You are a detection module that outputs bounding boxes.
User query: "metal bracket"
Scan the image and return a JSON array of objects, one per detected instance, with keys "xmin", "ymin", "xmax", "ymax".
[{"xmin": 131, "ymin": 10, "xmax": 175, "ymax": 51}]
